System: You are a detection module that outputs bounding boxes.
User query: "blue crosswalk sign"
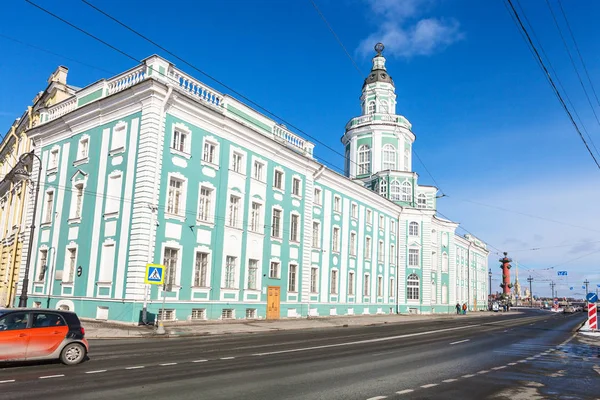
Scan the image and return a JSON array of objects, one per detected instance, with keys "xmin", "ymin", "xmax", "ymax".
[
  {"xmin": 557, "ymin": 271, "xmax": 567, "ymax": 276},
  {"xmin": 145, "ymin": 264, "xmax": 165, "ymax": 285}
]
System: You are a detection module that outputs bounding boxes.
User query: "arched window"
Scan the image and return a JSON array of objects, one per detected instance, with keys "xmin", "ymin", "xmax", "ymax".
[
  {"xmin": 407, "ymin": 274, "xmax": 420, "ymax": 300},
  {"xmin": 380, "ymin": 100, "xmax": 388, "ymax": 114},
  {"xmin": 417, "ymin": 193, "xmax": 427, "ymax": 208},
  {"xmin": 390, "ymin": 179, "xmax": 401, "ymax": 201},
  {"xmin": 358, "ymin": 145, "xmax": 371, "ymax": 175},
  {"xmin": 409, "ymin": 221, "xmax": 419, "ymax": 236},
  {"xmin": 404, "ymin": 149, "xmax": 410, "ymax": 171},
  {"xmin": 442, "ymin": 252, "xmax": 449, "ymax": 272},
  {"xmin": 401, "ymin": 181, "xmax": 412, "ymax": 202},
  {"xmin": 379, "ymin": 179, "xmax": 387, "ymax": 197},
  {"xmin": 368, "ymin": 101, "xmax": 376, "ymax": 114},
  {"xmin": 431, "ymin": 279, "xmax": 437, "ymax": 303},
  {"xmin": 431, "ymin": 229, "xmax": 437, "ymax": 243},
  {"xmin": 432, "ymin": 251, "xmax": 438, "ymax": 271},
  {"xmin": 382, "ymin": 144, "xmax": 396, "ymax": 170}
]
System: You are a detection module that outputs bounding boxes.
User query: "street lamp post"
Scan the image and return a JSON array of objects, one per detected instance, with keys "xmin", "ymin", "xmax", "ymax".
[
  {"xmin": 14, "ymin": 150, "xmax": 42, "ymax": 308},
  {"xmin": 488, "ymin": 268, "xmax": 492, "ymax": 310}
]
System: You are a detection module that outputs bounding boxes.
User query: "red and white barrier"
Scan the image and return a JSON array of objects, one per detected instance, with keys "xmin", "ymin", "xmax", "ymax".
[{"xmin": 588, "ymin": 302, "xmax": 597, "ymax": 330}]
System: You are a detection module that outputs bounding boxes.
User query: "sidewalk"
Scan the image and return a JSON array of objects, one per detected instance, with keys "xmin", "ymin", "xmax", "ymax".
[{"xmin": 81, "ymin": 310, "xmax": 521, "ymax": 339}]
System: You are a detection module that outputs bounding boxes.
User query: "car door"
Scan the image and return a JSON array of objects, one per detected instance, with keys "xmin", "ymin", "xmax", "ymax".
[
  {"xmin": 26, "ymin": 312, "xmax": 69, "ymax": 360},
  {"xmin": 0, "ymin": 312, "xmax": 31, "ymax": 361}
]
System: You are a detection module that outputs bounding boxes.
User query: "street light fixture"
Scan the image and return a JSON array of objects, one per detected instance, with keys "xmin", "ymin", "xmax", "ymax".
[{"xmin": 10, "ymin": 150, "xmax": 42, "ymax": 308}]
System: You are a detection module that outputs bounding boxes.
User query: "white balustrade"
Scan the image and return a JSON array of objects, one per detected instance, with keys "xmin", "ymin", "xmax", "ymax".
[
  {"xmin": 107, "ymin": 66, "xmax": 146, "ymax": 95},
  {"xmin": 167, "ymin": 68, "xmax": 224, "ymax": 107},
  {"xmin": 46, "ymin": 97, "xmax": 77, "ymax": 122},
  {"xmin": 273, "ymin": 125, "xmax": 314, "ymax": 157}
]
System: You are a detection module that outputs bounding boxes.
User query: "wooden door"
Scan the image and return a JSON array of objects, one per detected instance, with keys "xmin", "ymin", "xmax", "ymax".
[{"xmin": 266, "ymin": 286, "xmax": 280, "ymax": 320}]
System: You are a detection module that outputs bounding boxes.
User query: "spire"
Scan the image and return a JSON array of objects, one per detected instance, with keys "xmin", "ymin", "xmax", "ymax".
[{"xmin": 363, "ymin": 43, "xmax": 394, "ymax": 88}]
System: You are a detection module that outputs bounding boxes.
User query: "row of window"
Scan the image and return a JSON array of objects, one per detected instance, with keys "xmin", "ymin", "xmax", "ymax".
[{"xmin": 357, "ymin": 144, "xmax": 410, "ymax": 174}]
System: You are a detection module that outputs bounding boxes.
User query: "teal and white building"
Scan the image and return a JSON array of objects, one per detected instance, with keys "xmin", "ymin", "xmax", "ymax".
[{"xmin": 18, "ymin": 46, "xmax": 489, "ymax": 322}]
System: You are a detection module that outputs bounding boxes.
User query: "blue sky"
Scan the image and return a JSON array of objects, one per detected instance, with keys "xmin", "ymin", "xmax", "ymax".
[{"xmin": 2, "ymin": 0, "xmax": 600, "ymax": 298}]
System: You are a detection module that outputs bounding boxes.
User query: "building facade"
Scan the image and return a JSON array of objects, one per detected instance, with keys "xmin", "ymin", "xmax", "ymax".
[{"xmin": 17, "ymin": 47, "xmax": 489, "ymax": 322}]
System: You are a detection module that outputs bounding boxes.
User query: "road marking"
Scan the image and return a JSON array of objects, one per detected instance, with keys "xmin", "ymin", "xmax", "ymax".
[
  {"xmin": 462, "ymin": 374, "xmax": 475, "ymax": 378},
  {"xmin": 396, "ymin": 389, "xmax": 414, "ymax": 395},
  {"xmin": 450, "ymin": 339, "xmax": 470, "ymax": 345},
  {"xmin": 160, "ymin": 362, "xmax": 177, "ymax": 366},
  {"xmin": 492, "ymin": 366, "xmax": 506, "ymax": 370},
  {"xmin": 0, "ymin": 380, "xmax": 15, "ymax": 384},
  {"xmin": 508, "ymin": 362, "xmax": 517, "ymax": 366},
  {"xmin": 421, "ymin": 383, "xmax": 438, "ymax": 388},
  {"xmin": 85, "ymin": 370, "xmax": 106, "ymax": 374},
  {"xmin": 39, "ymin": 375, "xmax": 64, "ymax": 379},
  {"xmin": 526, "ymin": 357, "xmax": 535, "ymax": 360},
  {"xmin": 220, "ymin": 357, "xmax": 235, "ymax": 360},
  {"xmin": 533, "ymin": 355, "xmax": 541, "ymax": 358},
  {"xmin": 192, "ymin": 359, "xmax": 208, "ymax": 363},
  {"xmin": 477, "ymin": 370, "xmax": 489, "ymax": 374},
  {"xmin": 252, "ymin": 324, "xmax": 482, "ymax": 356},
  {"xmin": 443, "ymin": 379, "xmax": 458, "ymax": 383},
  {"xmin": 125, "ymin": 366, "xmax": 145, "ymax": 370},
  {"xmin": 366, "ymin": 396, "xmax": 387, "ymax": 400},
  {"xmin": 518, "ymin": 360, "xmax": 527, "ymax": 363}
]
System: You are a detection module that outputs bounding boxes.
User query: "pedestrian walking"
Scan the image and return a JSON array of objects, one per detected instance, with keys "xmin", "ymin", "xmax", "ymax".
[
  {"xmin": 456, "ymin": 303, "xmax": 461, "ymax": 315},
  {"xmin": 462, "ymin": 303, "xmax": 467, "ymax": 315}
]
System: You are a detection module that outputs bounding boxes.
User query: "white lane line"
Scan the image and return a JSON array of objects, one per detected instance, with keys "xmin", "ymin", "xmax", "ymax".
[
  {"xmin": 492, "ymin": 366, "xmax": 506, "ymax": 370},
  {"xmin": 421, "ymin": 383, "xmax": 438, "ymax": 388},
  {"xmin": 220, "ymin": 357, "xmax": 235, "ymax": 360},
  {"xmin": 518, "ymin": 360, "xmax": 527, "ymax": 363},
  {"xmin": 192, "ymin": 359, "xmax": 208, "ymax": 363},
  {"xmin": 39, "ymin": 375, "xmax": 64, "ymax": 379},
  {"xmin": 366, "ymin": 396, "xmax": 387, "ymax": 400},
  {"xmin": 85, "ymin": 370, "xmax": 107, "ymax": 374},
  {"xmin": 477, "ymin": 370, "xmax": 489, "ymax": 374},
  {"xmin": 450, "ymin": 339, "xmax": 470, "ymax": 345},
  {"xmin": 443, "ymin": 379, "xmax": 458, "ymax": 383},
  {"xmin": 526, "ymin": 357, "xmax": 535, "ymax": 360},
  {"xmin": 508, "ymin": 362, "xmax": 517, "ymax": 366},
  {"xmin": 160, "ymin": 362, "xmax": 177, "ymax": 366},
  {"xmin": 0, "ymin": 380, "xmax": 15, "ymax": 384},
  {"xmin": 125, "ymin": 366, "xmax": 145, "ymax": 370},
  {"xmin": 462, "ymin": 374, "xmax": 475, "ymax": 378},
  {"xmin": 252, "ymin": 324, "xmax": 482, "ymax": 356},
  {"xmin": 396, "ymin": 389, "xmax": 414, "ymax": 395}
]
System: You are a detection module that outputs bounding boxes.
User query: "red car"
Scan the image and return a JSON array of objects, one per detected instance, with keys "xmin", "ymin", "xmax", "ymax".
[{"xmin": 0, "ymin": 308, "xmax": 89, "ymax": 365}]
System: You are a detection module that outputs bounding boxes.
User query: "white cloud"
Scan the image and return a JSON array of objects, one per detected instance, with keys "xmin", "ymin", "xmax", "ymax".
[{"xmin": 357, "ymin": 0, "xmax": 463, "ymax": 58}]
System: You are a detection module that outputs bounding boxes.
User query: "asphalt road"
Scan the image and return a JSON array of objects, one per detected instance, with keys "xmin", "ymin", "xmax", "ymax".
[{"xmin": 0, "ymin": 310, "xmax": 596, "ymax": 400}]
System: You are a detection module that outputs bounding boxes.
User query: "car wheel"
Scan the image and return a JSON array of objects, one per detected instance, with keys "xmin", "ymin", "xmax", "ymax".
[{"xmin": 60, "ymin": 343, "xmax": 86, "ymax": 365}]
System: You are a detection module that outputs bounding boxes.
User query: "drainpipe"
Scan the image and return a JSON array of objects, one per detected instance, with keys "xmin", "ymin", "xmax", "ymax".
[
  {"xmin": 467, "ymin": 242, "xmax": 472, "ymax": 311},
  {"xmin": 45, "ymin": 246, "xmax": 56, "ymax": 308}
]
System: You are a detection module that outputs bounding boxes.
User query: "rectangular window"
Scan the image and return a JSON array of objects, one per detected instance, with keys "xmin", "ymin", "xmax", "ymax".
[
  {"xmin": 288, "ymin": 264, "xmax": 297, "ymax": 292},
  {"xmin": 314, "ymin": 188, "xmax": 322, "ymax": 205},
  {"xmin": 332, "ymin": 227, "xmax": 340, "ymax": 253},
  {"xmin": 197, "ymin": 186, "xmax": 213, "ymax": 222},
  {"xmin": 290, "ymin": 214, "xmax": 299, "ymax": 242},
  {"xmin": 364, "ymin": 274, "xmax": 370, "ymax": 296},
  {"xmin": 111, "ymin": 124, "xmax": 126, "ymax": 151},
  {"xmin": 379, "ymin": 215, "xmax": 384, "ymax": 229},
  {"xmin": 71, "ymin": 184, "xmax": 84, "ymax": 219},
  {"xmin": 330, "ymin": 270, "xmax": 338, "ymax": 294},
  {"xmin": 350, "ymin": 232, "xmax": 356, "ymax": 256},
  {"xmin": 351, "ymin": 203, "xmax": 358, "ymax": 219},
  {"xmin": 390, "ymin": 244, "xmax": 396, "ymax": 264},
  {"xmin": 389, "ymin": 278, "xmax": 395, "ymax": 297},
  {"xmin": 191, "ymin": 309, "xmax": 206, "ymax": 320},
  {"xmin": 99, "ymin": 243, "xmax": 116, "ymax": 282},
  {"xmin": 171, "ymin": 129, "xmax": 188, "ymax": 153},
  {"xmin": 250, "ymin": 202, "xmax": 262, "ymax": 232},
  {"xmin": 269, "ymin": 261, "xmax": 280, "ymax": 279},
  {"xmin": 273, "ymin": 170, "xmax": 283, "ymax": 190},
  {"xmin": 105, "ymin": 174, "xmax": 122, "ymax": 215},
  {"xmin": 292, "ymin": 178, "xmax": 301, "ymax": 196},
  {"xmin": 163, "ymin": 247, "xmax": 179, "ymax": 288},
  {"xmin": 312, "ymin": 222, "xmax": 320, "ymax": 248},
  {"xmin": 49, "ymin": 149, "xmax": 59, "ymax": 170},
  {"xmin": 221, "ymin": 309, "xmax": 234, "ymax": 319},
  {"xmin": 194, "ymin": 252, "xmax": 208, "ymax": 287},
  {"xmin": 348, "ymin": 272, "xmax": 354, "ymax": 295},
  {"xmin": 44, "ymin": 191, "xmax": 54, "ymax": 223},
  {"xmin": 334, "ymin": 196, "xmax": 341, "ymax": 212},
  {"xmin": 310, "ymin": 267, "xmax": 318, "ymax": 293},
  {"xmin": 203, "ymin": 141, "xmax": 217, "ymax": 164},
  {"xmin": 37, "ymin": 249, "xmax": 48, "ymax": 281},
  {"xmin": 378, "ymin": 241, "xmax": 384, "ymax": 262},
  {"xmin": 409, "ymin": 249, "xmax": 420, "ymax": 267},
  {"xmin": 365, "ymin": 237, "xmax": 371, "ymax": 259},
  {"xmin": 247, "ymin": 259, "xmax": 258, "ymax": 290},
  {"xmin": 246, "ymin": 308, "xmax": 257, "ymax": 319},
  {"xmin": 65, "ymin": 248, "xmax": 77, "ymax": 282},
  {"xmin": 167, "ymin": 177, "xmax": 184, "ymax": 216},
  {"xmin": 253, "ymin": 161, "xmax": 264, "ymax": 181},
  {"xmin": 390, "ymin": 220, "xmax": 396, "ymax": 234},
  {"xmin": 377, "ymin": 276, "xmax": 383, "ymax": 297},
  {"xmin": 231, "ymin": 152, "xmax": 243, "ymax": 173},
  {"xmin": 225, "ymin": 256, "xmax": 236, "ymax": 288},
  {"xmin": 228, "ymin": 195, "xmax": 240, "ymax": 227},
  {"xmin": 78, "ymin": 138, "xmax": 89, "ymax": 160},
  {"xmin": 366, "ymin": 209, "xmax": 372, "ymax": 225},
  {"xmin": 271, "ymin": 209, "xmax": 281, "ymax": 238}
]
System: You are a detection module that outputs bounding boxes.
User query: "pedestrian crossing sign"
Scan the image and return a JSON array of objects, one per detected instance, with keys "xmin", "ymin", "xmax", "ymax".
[{"xmin": 144, "ymin": 264, "xmax": 165, "ymax": 285}]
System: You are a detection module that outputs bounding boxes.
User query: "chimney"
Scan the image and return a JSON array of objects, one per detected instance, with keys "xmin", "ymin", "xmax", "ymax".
[{"xmin": 47, "ymin": 66, "xmax": 69, "ymax": 85}]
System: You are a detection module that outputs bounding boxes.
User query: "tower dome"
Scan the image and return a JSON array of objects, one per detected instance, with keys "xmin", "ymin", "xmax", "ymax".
[{"xmin": 362, "ymin": 43, "xmax": 394, "ymax": 89}]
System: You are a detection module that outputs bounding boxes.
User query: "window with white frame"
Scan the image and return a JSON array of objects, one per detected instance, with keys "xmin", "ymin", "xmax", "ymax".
[
  {"xmin": 380, "ymin": 100, "xmax": 389, "ymax": 114},
  {"xmin": 377, "ymin": 276, "xmax": 383, "ymax": 297},
  {"xmin": 390, "ymin": 220, "xmax": 396, "ymax": 234},
  {"xmin": 171, "ymin": 129, "xmax": 189, "ymax": 154},
  {"xmin": 333, "ymin": 196, "xmax": 341, "ymax": 212},
  {"xmin": 364, "ymin": 274, "xmax": 370, "ymax": 296},
  {"xmin": 253, "ymin": 161, "xmax": 264, "ymax": 181},
  {"xmin": 65, "ymin": 247, "xmax": 77, "ymax": 282},
  {"xmin": 231, "ymin": 152, "xmax": 243, "ymax": 173},
  {"xmin": 37, "ymin": 249, "xmax": 48, "ymax": 281},
  {"xmin": 378, "ymin": 240, "xmax": 384, "ymax": 262},
  {"xmin": 191, "ymin": 309, "xmax": 206, "ymax": 320},
  {"xmin": 247, "ymin": 259, "xmax": 258, "ymax": 290},
  {"xmin": 224, "ymin": 256, "xmax": 236, "ymax": 288},
  {"xmin": 407, "ymin": 274, "xmax": 420, "ymax": 300},
  {"xmin": 271, "ymin": 209, "xmax": 282, "ymax": 238},
  {"xmin": 366, "ymin": 209, "xmax": 372, "ymax": 225},
  {"xmin": 314, "ymin": 187, "xmax": 322, "ymax": 205},
  {"xmin": 310, "ymin": 267, "xmax": 318, "ymax": 292},
  {"xmin": 111, "ymin": 123, "xmax": 126, "ymax": 152},
  {"xmin": 292, "ymin": 177, "xmax": 301, "ymax": 197},
  {"xmin": 288, "ymin": 264, "xmax": 297, "ymax": 292},
  {"xmin": 44, "ymin": 190, "xmax": 54, "ymax": 223},
  {"xmin": 404, "ymin": 149, "xmax": 410, "ymax": 171},
  {"xmin": 203, "ymin": 140, "xmax": 218, "ymax": 164},
  {"xmin": 330, "ymin": 270, "xmax": 338, "ymax": 294},
  {"xmin": 382, "ymin": 144, "xmax": 396, "ymax": 170},
  {"xmin": 379, "ymin": 215, "xmax": 384, "ymax": 229},
  {"xmin": 77, "ymin": 138, "xmax": 89, "ymax": 160},
  {"xmin": 417, "ymin": 193, "xmax": 427, "ymax": 208},
  {"xmin": 409, "ymin": 222, "xmax": 419, "ymax": 236},
  {"xmin": 365, "ymin": 237, "xmax": 372, "ymax": 259},
  {"xmin": 432, "ymin": 251, "xmax": 438, "ymax": 271},
  {"xmin": 390, "ymin": 244, "xmax": 396, "ymax": 264},
  {"xmin": 402, "ymin": 181, "xmax": 412, "ymax": 202},
  {"xmin": 197, "ymin": 186, "xmax": 213, "ymax": 222},
  {"xmin": 290, "ymin": 214, "xmax": 300, "ymax": 242},
  {"xmin": 368, "ymin": 101, "xmax": 376, "ymax": 114},
  {"xmin": 390, "ymin": 179, "xmax": 401, "ymax": 201},
  {"xmin": 442, "ymin": 253, "xmax": 449, "ymax": 273},
  {"xmin": 194, "ymin": 251, "xmax": 209, "ymax": 287},
  {"xmin": 389, "ymin": 277, "xmax": 395, "ymax": 297},
  {"xmin": 351, "ymin": 203, "xmax": 358, "ymax": 219},
  {"xmin": 269, "ymin": 261, "xmax": 280, "ymax": 279},
  {"xmin": 358, "ymin": 145, "xmax": 371, "ymax": 175},
  {"xmin": 70, "ymin": 183, "xmax": 84, "ymax": 220},
  {"xmin": 250, "ymin": 202, "xmax": 262, "ymax": 232},
  {"xmin": 163, "ymin": 247, "xmax": 179, "ymax": 288},
  {"xmin": 228, "ymin": 195, "xmax": 241, "ymax": 227},
  {"xmin": 312, "ymin": 221, "xmax": 320, "ymax": 248},
  {"xmin": 49, "ymin": 149, "xmax": 59, "ymax": 170},
  {"xmin": 350, "ymin": 232, "xmax": 356, "ymax": 256},
  {"xmin": 167, "ymin": 177, "xmax": 185, "ymax": 216},
  {"xmin": 431, "ymin": 279, "xmax": 437, "ymax": 303},
  {"xmin": 273, "ymin": 169, "xmax": 284, "ymax": 190},
  {"xmin": 98, "ymin": 242, "xmax": 116, "ymax": 282},
  {"xmin": 332, "ymin": 227, "xmax": 340, "ymax": 253},
  {"xmin": 105, "ymin": 173, "xmax": 122, "ymax": 216},
  {"xmin": 348, "ymin": 271, "xmax": 355, "ymax": 295},
  {"xmin": 409, "ymin": 249, "xmax": 420, "ymax": 267},
  {"xmin": 432, "ymin": 229, "xmax": 437, "ymax": 243}
]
